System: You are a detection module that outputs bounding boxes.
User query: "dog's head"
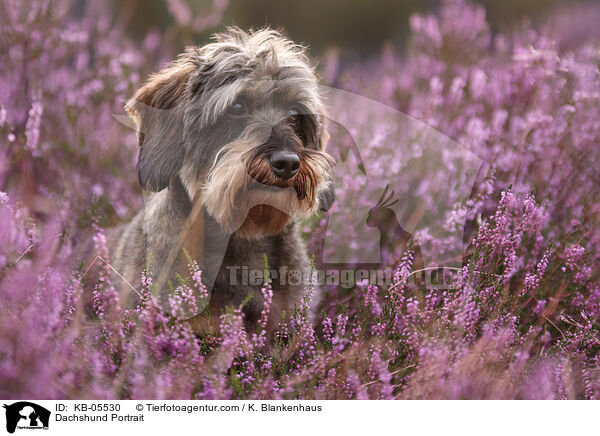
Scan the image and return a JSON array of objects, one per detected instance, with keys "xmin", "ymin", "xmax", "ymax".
[{"xmin": 126, "ymin": 27, "xmax": 334, "ymax": 238}]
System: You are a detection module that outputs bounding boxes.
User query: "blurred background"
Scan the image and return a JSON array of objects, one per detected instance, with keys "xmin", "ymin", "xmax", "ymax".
[{"xmin": 109, "ymin": 0, "xmax": 600, "ymax": 56}]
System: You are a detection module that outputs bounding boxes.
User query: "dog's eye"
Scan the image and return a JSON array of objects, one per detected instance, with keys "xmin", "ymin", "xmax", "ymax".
[
  {"xmin": 228, "ymin": 100, "xmax": 246, "ymax": 116},
  {"xmin": 288, "ymin": 107, "xmax": 300, "ymax": 123}
]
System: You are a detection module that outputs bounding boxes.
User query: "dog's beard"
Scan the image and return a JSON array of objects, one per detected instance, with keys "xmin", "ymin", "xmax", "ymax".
[{"xmin": 199, "ymin": 139, "xmax": 333, "ymax": 238}]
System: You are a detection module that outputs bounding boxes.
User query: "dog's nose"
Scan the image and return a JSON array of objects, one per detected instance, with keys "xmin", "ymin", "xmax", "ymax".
[{"xmin": 269, "ymin": 150, "xmax": 300, "ymax": 179}]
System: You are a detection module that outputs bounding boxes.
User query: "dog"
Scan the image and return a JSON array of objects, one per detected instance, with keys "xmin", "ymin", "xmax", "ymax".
[{"xmin": 105, "ymin": 27, "xmax": 334, "ymax": 334}]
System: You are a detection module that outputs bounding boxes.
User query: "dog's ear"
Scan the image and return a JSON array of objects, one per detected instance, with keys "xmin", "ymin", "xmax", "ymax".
[{"xmin": 125, "ymin": 58, "xmax": 196, "ymax": 191}]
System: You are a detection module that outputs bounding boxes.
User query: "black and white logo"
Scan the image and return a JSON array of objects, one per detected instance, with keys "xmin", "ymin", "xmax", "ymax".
[{"xmin": 3, "ymin": 402, "xmax": 50, "ymax": 434}]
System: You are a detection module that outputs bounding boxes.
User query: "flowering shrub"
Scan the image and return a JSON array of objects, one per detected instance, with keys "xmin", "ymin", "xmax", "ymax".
[{"xmin": 1, "ymin": 0, "xmax": 599, "ymax": 399}]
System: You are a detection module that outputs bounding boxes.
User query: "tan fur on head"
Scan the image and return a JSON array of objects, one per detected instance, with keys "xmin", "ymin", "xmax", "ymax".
[{"xmin": 125, "ymin": 58, "xmax": 195, "ymax": 116}]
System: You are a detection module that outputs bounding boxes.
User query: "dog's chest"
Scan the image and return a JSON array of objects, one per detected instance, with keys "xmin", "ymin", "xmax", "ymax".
[{"xmin": 210, "ymin": 233, "xmax": 295, "ymax": 324}]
